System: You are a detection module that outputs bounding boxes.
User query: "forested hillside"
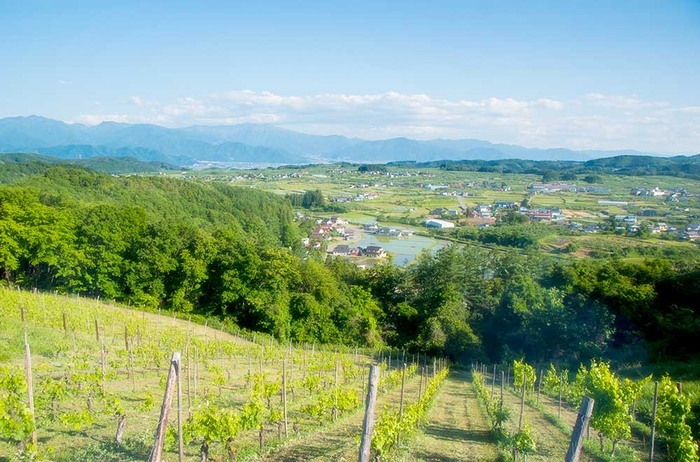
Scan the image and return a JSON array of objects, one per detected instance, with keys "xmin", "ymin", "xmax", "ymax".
[{"xmin": 1, "ymin": 162, "xmax": 699, "ymax": 364}]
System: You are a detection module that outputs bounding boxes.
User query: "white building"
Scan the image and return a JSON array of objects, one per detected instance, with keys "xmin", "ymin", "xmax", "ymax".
[{"xmin": 425, "ymin": 219, "xmax": 455, "ymax": 229}]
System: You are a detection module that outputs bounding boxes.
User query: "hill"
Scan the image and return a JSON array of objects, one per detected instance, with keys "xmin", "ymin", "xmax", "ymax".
[{"xmin": 0, "ymin": 152, "xmax": 180, "ymax": 176}]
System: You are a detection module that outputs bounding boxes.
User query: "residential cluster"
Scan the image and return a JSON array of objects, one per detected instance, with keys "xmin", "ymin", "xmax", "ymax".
[
  {"xmin": 329, "ymin": 244, "xmax": 387, "ymax": 258},
  {"xmin": 630, "ymin": 187, "xmax": 694, "ymax": 203},
  {"xmin": 330, "ymin": 192, "xmax": 380, "ymax": 202}
]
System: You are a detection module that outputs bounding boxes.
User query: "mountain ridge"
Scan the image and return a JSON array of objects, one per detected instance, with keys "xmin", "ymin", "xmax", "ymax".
[{"xmin": 0, "ymin": 115, "xmax": 691, "ymax": 166}]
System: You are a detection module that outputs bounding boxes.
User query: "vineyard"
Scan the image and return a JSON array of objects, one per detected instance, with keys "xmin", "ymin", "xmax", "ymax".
[
  {"xmin": 0, "ymin": 288, "xmax": 449, "ymax": 462},
  {"xmin": 1, "ymin": 286, "xmax": 698, "ymax": 462},
  {"xmin": 470, "ymin": 359, "xmax": 699, "ymax": 462}
]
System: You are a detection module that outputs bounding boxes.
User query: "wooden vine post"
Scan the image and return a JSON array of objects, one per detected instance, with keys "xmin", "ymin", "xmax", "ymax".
[
  {"xmin": 558, "ymin": 372, "xmax": 564, "ymax": 419},
  {"xmin": 358, "ymin": 364, "xmax": 380, "ymax": 462},
  {"xmin": 149, "ymin": 352, "xmax": 181, "ymax": 462},
  {"xmin": 565, "ymin": 396, "xmax": 595, "ymax": 462},
  {"xmin": 491, "ymin": 364, "xmax": 496, "ymax": 399},
  {"xmin": 418, "ymin": 365, "xmax": 423, "ymax": 402},
  {"xmin": 177, "ymin": 351, "xmax": 184, "ymax": 462},
  {"xmin": 398, "ymin": 362, "xmax": 407, "ymax": 444},
  {"xmin": 100, "ymin": 342, "xmax": 106, "ymax": 396},
  {"xmin": 536, "ymin": 368, "xmax": 543, "ymax": 405},
  {"xmin": 283, "ymin": 359, "xmax": 288, "ymax": 437},
  {"xmin": 649, "ymin": 381, "xmax": 659, "ymax": 462},
  {"xmin": 24, "ymin": 331, "xmax": 37, "ymax": 449},
  {"xmin": 518, "ymin": 380, "xmax": 526, "ymax": 430},
  {"xmin": 186, "ymin": 343, "xmax": 192, "ymax": 416},
  {"xmin": 500, "ymin": 370, "xmax": 505, "ymax": 415},
  {"xmin": 334, "ymin": 359, "xmax": 339, "ymax": 420}
]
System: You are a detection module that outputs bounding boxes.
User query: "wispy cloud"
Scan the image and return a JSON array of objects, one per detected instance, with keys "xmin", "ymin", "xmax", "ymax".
[{"xmin": 72, "ymin": 90, "xmax": 699, "ymax": 153}]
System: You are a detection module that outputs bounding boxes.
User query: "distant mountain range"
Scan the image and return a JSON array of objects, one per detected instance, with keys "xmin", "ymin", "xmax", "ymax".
[{"xmin": 0, "ymin": 115, "xmax": 691, "ymax": 167}]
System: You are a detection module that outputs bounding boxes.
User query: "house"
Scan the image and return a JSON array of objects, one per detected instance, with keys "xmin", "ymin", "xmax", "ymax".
[
  {"xmin": 431, "ymin": 207, "xmax": 448, "ymax": 215},
  {"xmin": 363, "ymin": 246, "xmax": 387, "ymax": 258},
  {"xmin": 494, "ymin": 201, "xmax": 517, "ymax": 210},
  {"xmin": 475, "ymin": 204, "xmax": 492, "ymax": 218},
  {"xmin": 651, "ymin": 223, "xmax": 668, "ymax": 234},
  {"xmin": 614, "ymin": 215, "xmax": 638, "ymax": 225},
  {"xmin": 310, "ymin": 230, "xmax": 325, "ymax": 240},
  {"xmin": 528, "ymin": 211, "xmax": 552, "ymax": 221},
  {"xmin": 330, "ymin": 216, "xmax": 347, "ymax": 225},
  {"xmin": 530, "ymin": 183, "xmax": 577, "ymax": 194},
  {"xmin": 425, "ymin": 219, "xmax": 455, "ymax": 229},
  {"xmin": 364, "ymin": 223, "xmax": 379, "ymax": 233},
  {"xmin": 330, "ymin": 245, "xmax": 350, "ymax": 256}
]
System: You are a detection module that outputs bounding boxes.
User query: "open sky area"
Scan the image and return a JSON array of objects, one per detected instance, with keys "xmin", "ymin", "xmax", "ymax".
[{"xmin": 1, "ymin": 0, "xmax": 699, "ymax": 153}]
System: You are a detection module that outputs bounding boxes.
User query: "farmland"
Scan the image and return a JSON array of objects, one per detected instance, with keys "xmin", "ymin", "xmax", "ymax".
[{"xmin": 184, "ymin": 163, "xmax": 700, "ymax": 263}]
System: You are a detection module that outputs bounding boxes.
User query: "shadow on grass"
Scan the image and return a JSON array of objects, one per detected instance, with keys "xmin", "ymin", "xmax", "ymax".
[
  {"xmin": 267, "ymin": 430, "xmax": 353, "ymax": 461},
  {"xmin": 424, "ymin": 423, "xmax": 492, "ymax": 445},
  {"xmin": 52, "ymin": 438, "xmax": 151, "ymax": 462},
  {"xmin": 407, "ymin": 450, "xmax": 464, "ymax": 462}
]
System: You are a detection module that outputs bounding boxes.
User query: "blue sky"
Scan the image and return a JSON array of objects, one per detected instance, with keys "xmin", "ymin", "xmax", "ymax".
[{"xmin": 1, "ymin": 0, "xmax": 699, "ymax": 153}]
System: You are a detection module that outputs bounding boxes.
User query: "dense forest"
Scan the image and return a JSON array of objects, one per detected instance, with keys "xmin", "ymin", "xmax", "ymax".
[{"xmin": 1, "ymin": 162, "xmax": 699, "ymax": 365}]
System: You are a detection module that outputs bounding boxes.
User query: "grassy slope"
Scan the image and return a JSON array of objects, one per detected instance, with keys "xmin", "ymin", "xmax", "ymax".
[{"xmin": 0, "ymin": 288, "xmax": 382, "ymax": 461}]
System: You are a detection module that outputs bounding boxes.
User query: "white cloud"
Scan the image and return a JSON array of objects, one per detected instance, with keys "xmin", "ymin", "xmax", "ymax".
[
  {"xmin": 71, "ymin": 90, "xmax": 699, "ymax": 153},
  {"xmin": 536, "ymin": 98, "xmax": 564, "ymax": 110},
  {"xmin": 585, "ymin": 92, "xmax": 669, "ymax": 109}
]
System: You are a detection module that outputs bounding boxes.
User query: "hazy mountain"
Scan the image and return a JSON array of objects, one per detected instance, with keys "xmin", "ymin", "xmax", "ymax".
[
  {"xmin": 180, "ymin": 123, "xmax": 363, "ymax": 156},
  {"xmin": 0, "ymin": 115, "xmax": 680, "ymax": 166},
  {"xmin": 0, "ymin": 117, "xmax": 306, "ymax": 164},
  {"xmin": 327, "ymin": 137, "xmax": 468, "ymax": 162},
  {"xmin": 0, "ymin": 115, "xmax": 90, "ymax": 148},
  {"xmin": 422, "ymin": 139, "xmax": 656, "ymax": 161}
]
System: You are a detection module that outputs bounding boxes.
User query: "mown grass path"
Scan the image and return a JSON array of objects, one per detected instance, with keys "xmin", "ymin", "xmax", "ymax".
[{"xmin": 404, "ymin": 370, "xmax": 498, "ymax": 462}]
